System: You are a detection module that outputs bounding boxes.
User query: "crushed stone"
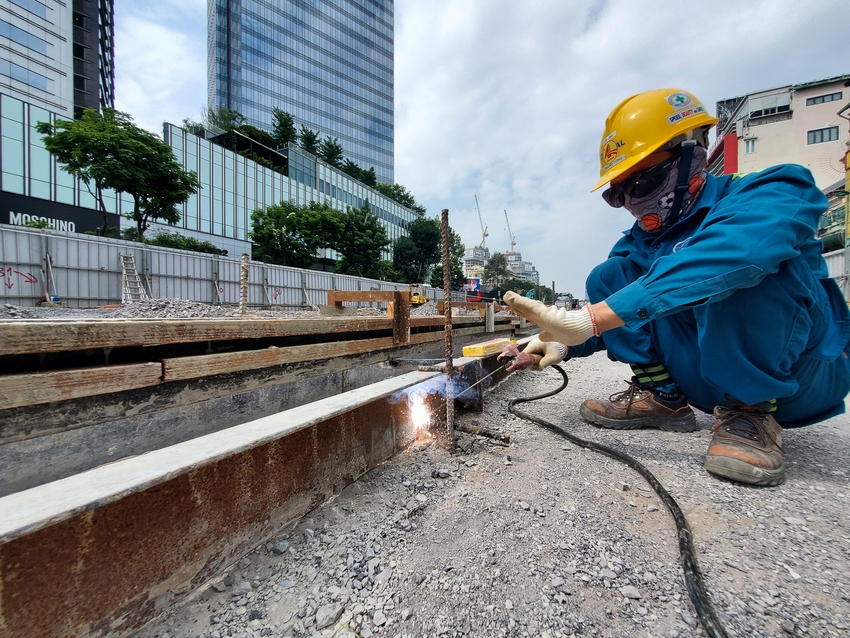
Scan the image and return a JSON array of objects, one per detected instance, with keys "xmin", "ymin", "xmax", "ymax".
[{"xmin": 135, "ymin": 353, "xmax": 850, "ymax": 638}]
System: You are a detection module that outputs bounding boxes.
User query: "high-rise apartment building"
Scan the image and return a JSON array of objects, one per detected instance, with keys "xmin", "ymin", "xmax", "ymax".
[
  {"xmin": 0, "ymin": 0, "xmax": 114, "ymax": 118},
  {"xmin": 208, "ymin": 0, "xmax": 394, "ymax": 184}
]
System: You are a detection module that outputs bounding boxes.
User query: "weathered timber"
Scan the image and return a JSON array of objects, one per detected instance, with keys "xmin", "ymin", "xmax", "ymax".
[
  {"xmin": 0, "ymin": 363, "xmax": 162, "ymax": 411},
  {"xmin": 162, "ymin": 337, "xmax": 395, "ymax": 381},
  {"xmin": 327, "ymin": 289, "xmax": 411, "ymax": 306},
  {"xmin": 160, "ymin": 325, "xmax": 500, "ymax": 382},
  {"xmin": 0, "ymin": 315, "xmax": 504, "ymax": 356}
]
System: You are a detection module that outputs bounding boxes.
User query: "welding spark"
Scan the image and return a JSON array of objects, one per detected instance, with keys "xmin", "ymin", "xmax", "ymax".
[{"xmin": 409, "ymin": 392, "xmax": 430, "ymax": 432}]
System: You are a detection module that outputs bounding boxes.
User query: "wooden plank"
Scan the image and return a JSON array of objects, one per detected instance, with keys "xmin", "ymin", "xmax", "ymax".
[
  {"xmin": 162, "ymin": 336, "xmax": 397, "ymax": 381},
  {"xmin": 0, "ymin": 314, "xmax": 506, "ymax": 356},
  {"xmin": 0, "ymin": 363, "xmax": 162, "ymax": 410},
  {"xmin": 327, "ymin": 291, "xmax": 405, "ymax": 303}
]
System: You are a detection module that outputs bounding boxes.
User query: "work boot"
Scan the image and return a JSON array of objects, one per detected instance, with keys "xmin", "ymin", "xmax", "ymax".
[
  {"xmin": 704, "ymin": 399, "xmax": 784, "ymax": 486},
  {"xmin": 579, "ymin": 378, "xmax": 697, "ymax": 432}
]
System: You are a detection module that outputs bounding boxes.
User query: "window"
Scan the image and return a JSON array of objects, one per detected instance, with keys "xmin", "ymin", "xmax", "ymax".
[
  {"xmin": 807, "ymin": 126, "xmax": 839, "ymax": 145},
  {"xmin": 806, "ymin": 92, "xmax": 842, "ymax": 106},
  {"xmin": 744, "ymin": 139, "xmax": 757, "ymax": 154},
  {"xmin": 73, "ymin": 74, "xmax": 87, "ymax": 91},
  {"xmin": 0, "ymin": 19, "xmax": 48, "ymax": 54},
  {"xmin": 72, "ymin": 12, "xmax": 90, "ymax": 30},
  {"xmin": 0, "ymin": 58, "xmax": 48, "ymax": 91},
  {"xmin": 73, "ymin": 43, "xmax": 87, "ymax": 60},
  {"xmin": 10, "ymin": 0, "xmax": 48, "ymax": 19}
]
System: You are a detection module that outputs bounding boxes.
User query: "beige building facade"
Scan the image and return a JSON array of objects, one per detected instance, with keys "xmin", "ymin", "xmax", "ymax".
[{"xmin": 708, "ymin": 75, "xmax": 850, "ymax": 190}]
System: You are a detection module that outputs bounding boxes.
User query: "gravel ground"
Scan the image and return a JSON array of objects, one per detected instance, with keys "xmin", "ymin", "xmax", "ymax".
[
  {"xmin": 0, "ymin": 299, "xmax": 474, "ymax": 320},
  {"xmin": 133, "ymin": 353, "xmax": 850, "ymax": 638}
]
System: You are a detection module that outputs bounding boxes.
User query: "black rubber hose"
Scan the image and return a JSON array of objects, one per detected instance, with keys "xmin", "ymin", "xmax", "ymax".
[{"xmin": 507, "ymin": 364, "xmax": 729, "ymax": 638}]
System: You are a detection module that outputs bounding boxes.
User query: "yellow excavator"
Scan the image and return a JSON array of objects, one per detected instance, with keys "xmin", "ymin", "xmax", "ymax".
[{"xmin": 410, "ymin": 283, "xmax": 430, "ymax": 306}]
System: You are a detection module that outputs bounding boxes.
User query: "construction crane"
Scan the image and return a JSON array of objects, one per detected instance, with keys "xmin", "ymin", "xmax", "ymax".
[
  {"xmin": 504, "ymin": 210, "xmax": 516, "ymax": 253},
  {"xmin": 474, "ymin": 195, "xmax": 489, "ymax": 249}
]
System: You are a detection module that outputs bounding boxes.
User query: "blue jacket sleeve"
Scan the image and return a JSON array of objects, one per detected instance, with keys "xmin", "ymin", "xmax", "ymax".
[{"xmin": 604, "ymin": 165, "xmax": 827, "ymax": 329}]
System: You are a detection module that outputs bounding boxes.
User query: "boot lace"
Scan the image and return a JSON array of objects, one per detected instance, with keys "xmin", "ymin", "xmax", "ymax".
[
  {"xmin": 714, "ymin": 406, "xmax": 781, "ymax": 449},
  {"xmin": 608, "ymin": 379, "xmax": 649, "ymax": 410}
]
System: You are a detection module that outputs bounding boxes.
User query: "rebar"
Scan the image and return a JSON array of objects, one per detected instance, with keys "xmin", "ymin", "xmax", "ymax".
[
  {"xmin": 239, "ymin": 253, "xmax": 249, "ymax": 314},
  {"xmin": 441, "ymin": 209, "xmax": 454, "ymax": 443}
]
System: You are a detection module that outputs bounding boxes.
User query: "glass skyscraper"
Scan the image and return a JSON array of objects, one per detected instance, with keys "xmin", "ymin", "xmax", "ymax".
[{"xmin": 208, "ymin": 0, "xmax": 394, "ymax": 184}]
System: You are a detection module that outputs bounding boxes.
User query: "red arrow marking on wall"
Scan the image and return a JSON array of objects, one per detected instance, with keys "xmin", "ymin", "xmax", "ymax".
[{"xmin": 4, "ymin": 278, "xmax": 12, "ymax": 289}]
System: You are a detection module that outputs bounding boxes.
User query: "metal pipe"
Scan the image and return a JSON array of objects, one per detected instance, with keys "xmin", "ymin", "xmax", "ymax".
[{"xmin": 441, "ymin": 209, "xmax": 454, "ymax": 444}]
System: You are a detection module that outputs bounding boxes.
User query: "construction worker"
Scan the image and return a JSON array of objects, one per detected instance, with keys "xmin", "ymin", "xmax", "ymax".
[{"xmin": 502, "ymin": 88, "xmax": 850, "ymax": 487}]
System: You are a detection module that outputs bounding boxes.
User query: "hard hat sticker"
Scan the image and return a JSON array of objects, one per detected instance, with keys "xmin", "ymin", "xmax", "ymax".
[
  {"xmin": 667, "ymin": 92, "xmax": 692, "ymax": 109},
  {"xmin": 602, "ymin": 154, "xmax": 626, "ymax": 173},
  {"xmin": 667, "ymin": 105, "xmax": 705, "ymax": 125}
]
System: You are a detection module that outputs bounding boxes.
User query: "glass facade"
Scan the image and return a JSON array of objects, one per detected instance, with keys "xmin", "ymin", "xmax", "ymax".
[
  {"xmin": 0, "ymin": 92, "xmax": 416, "ymax": 262},
  {"xmin": 166, "ymin": 124, "xmax": 415, "ymax": 260},
  {"xmin": 209, "ymin": 0, "xmax": 394, "ymax": 185},
  {"xmin": 0, "ymin": 92, "xmax": 132, "ymax": 212}
]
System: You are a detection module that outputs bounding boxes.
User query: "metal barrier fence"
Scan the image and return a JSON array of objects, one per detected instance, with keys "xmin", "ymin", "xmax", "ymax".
[{"xmin": 0, "ymin": 225, "xmax": 459, "ymax": 308}]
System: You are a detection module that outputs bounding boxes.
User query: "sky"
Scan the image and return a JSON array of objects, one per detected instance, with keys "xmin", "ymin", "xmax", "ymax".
[{"xmin": 114, "ymin": 0, "xmax": 850, "ymax": 296}]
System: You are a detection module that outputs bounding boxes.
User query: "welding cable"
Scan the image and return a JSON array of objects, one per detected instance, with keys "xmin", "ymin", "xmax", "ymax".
[{"xmin": 507, "ymin": 365, "xmax": 729, "ymax": 638}]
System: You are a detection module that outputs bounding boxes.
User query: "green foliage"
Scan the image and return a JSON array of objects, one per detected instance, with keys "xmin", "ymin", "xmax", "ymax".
[
  {"xmin": 340, "ymin": 160, "xmax": 378, "ymax": 187},
  {"xmin": 250, "ymin": 200, "xmax": 343, "ymax": 268},
  {"xmin": 38, "ymin": 108, "xmax": 199, "ymax": 242},
  {"xmin": 483, "ymin": 252, "xmax": 512, "ymax": 289},
  {"xmin": 24, "ymin": 219, "xmax": 52, "ymax": 229},
  {"xmin": 392, "ymin": 216, "xmax": 441, "ymax": 283},
  {"xmin": 428, "ymin": 226, "xmax": 466, "ymax": 289},
  {"xmin": 299, "ymin": 126, "xmax": 320, "ymax": 155},
  {"xmin": 202, "ymin": 107, "xmax": 245, "ymax": 131},
  {"xmin": 318, "ymin": 137, "xmax": 344, "ymax": 167},
  {"xmin": 334, "ymin": 201, "xmax": 390, "ymax": 279},
  {"xmin": 271, "ymin": 108, "xmax": 297, "ymax": 147},
  {"xmin": 374, "ymin": 183, "xmax": 426, "ymax": 214},
  {"xmin": 147, "ymin": 230, "xmax": 224, "ymax": 255},
  {"xmin": 234, "ymin": 124, "xmax": 276, "ymax": 149},
  {"xmin": 181, "ymin": 118, "xmax": 206, "ymax": 134}
]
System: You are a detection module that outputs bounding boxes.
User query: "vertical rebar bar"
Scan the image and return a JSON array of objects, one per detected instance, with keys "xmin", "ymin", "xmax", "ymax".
[
  {"xmin": 240, "ymin": 253, "xmax": 249, "ymax": 314},
  {"xmin": 441, "ymin": 209, "xmax": 454, "ymax": 444}
]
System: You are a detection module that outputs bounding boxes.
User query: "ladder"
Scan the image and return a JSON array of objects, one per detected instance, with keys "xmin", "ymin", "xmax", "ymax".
[{"xmin": 119, "ymin": 253, "xmax": 149, "ymax": 304}]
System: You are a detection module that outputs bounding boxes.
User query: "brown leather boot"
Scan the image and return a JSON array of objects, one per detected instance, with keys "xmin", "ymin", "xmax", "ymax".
[
  {"xmin": 580, "ymin": 378, "xmax": 697, "ymax": 432},
  {"xmin": 704, "ymin": 401, "xmax": 784, "ymax": 486}
]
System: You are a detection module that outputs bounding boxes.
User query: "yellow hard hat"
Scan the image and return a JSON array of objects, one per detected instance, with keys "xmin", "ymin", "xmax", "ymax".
[{"xmin": 592, "ymin": 89, "xmax": 719, "ymax": 192}]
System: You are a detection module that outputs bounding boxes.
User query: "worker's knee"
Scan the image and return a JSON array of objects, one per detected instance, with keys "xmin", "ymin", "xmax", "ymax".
[{"xmin": 586, "ymin": 257, "xmax": 643, "ymax": 303}]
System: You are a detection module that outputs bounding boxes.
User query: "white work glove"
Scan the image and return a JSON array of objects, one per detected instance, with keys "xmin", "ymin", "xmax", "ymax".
[
  {"xmin": 503, "ymin": 291, "xmax": 599, "ymax": 346},
  {"xmin": 497, "ymin": 337, "xmax": 567, "ymax": 372}
]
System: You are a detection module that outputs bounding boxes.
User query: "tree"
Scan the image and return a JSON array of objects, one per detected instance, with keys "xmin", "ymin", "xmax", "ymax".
[
  {"xmin": 299, "ymin": 126, "xmax": 319, "ymax": 155},
  {"xmin": 334, "ymin": 201, "xmax": 390, "ymax": 279},
  {"xmin": 483, "ymin": 252, "xmax": 512, "ymax": 293},
  {"xmin": 250, "ymin": 200, "xmax": 343, "ymax": 268},
  {"xmin": 271, "ymin": 108, "xmax": 297, "ymax": 147},
  {"xmin": 429, "ymin": 226, "xmax": 466, "ymax": 289},
  {"xmin": 360, "ymin": 167, "xmax": 377, "ymax": 187},
  {"xmin": 38, "ymin": 108, "xmax": 199, "ymax": 241},
  {"xmin": 233, "ymin": 124, "xmax": 276, "ymax": 149},
  {"xmin": 202, "ymin": 107, "xmax": 245, "ymax": 131},
  {"xmin": 392, "ymin": 215, "xmax": 441, "ymax": 283},
  {"xmin": 374, "ymin": 182, "xmax": 426, "ymax": 214},
  {"xmin": 317, "ymin": 136, "xmax": 344, "ymax": 167}
]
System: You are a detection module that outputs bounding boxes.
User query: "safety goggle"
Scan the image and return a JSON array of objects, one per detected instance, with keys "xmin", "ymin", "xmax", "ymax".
[{"xmin": 602, "ymin": 153, "xmax": 680, "ymax": 208}]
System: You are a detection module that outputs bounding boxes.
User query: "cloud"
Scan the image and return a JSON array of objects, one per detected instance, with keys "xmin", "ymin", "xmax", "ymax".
[
  {"xmin": 394, "ymin": 0, "xmax": 849, "ymax": 294},
  {"xmin": 114, "ymin": 0, "xmax": 207, "ymax": 135},
  {"xmin": 115, "ymin": 0, "xmax": 849, "ymax": 295}
]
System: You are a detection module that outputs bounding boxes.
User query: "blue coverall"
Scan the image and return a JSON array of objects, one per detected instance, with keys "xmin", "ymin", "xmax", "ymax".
[{"xmin": 572, "ymin": 164, "xmax": 850, "ymax": 427}]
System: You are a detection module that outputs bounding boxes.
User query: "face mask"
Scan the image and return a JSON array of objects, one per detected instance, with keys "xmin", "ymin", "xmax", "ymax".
[{"xmin": 605, "ymin": 146, "xmax": 708, "ymax": 233}]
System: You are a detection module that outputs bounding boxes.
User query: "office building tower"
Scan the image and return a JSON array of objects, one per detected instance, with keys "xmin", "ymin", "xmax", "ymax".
[
  {"xmin": 0, "ymin": 0, "xmax": 114, "ymax": 118},
  {"xmin": 209, "ymin": 0, "xmax": 394, "ymax": 184}
]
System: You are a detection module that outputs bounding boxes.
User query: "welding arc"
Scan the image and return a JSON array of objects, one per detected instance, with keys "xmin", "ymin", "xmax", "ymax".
[{"xmin": 508, "ymin": 365, "xmax": 729, "ymax": 638}]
